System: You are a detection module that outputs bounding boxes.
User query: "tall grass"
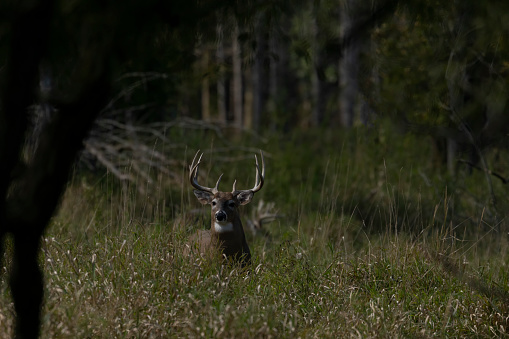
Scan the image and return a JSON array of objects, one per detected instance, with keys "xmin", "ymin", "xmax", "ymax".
[{"xmin": 1, "ymin": 123, "xmax": 508, "ymax": 337}]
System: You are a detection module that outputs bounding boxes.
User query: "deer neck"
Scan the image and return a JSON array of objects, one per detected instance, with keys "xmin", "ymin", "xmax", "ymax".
[
  {"xmin": 211, "ymin": 217, "xmax": 243, "ymax": 238},
  {"xmin": 210, "ymin": 217, "xmax": 250, "ymax": 263},
  {"xmin": 210, "ymin": 217, "xmax": 248, "ymax": 251},
  {"xmin": 213, "ymin": 221, "xmax": 234, "ymax": 233}
]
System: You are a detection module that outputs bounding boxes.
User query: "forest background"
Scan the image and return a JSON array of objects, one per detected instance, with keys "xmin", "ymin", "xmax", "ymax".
[{"xmin": 1, "ymin": 0, "xmax": 509, "ymax": 337}]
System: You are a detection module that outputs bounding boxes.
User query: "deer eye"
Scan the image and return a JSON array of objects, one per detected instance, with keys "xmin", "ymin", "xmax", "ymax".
[
  {"xmin": 228, "ymin": 201, "xmax": 236, "ymax": 208},
  {"xmin": 211, "ymin": 201, "xmax": 217, "ymax": 206}
]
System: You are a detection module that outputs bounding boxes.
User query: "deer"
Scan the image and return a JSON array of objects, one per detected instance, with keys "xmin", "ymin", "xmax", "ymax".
[{"xmin": 187, "ymin": 150, "xmax": 265, "ymax": 265}]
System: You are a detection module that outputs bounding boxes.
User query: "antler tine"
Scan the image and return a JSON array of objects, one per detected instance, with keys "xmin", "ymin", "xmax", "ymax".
[
  {"xmin": 189, "ymin": 150, "xmax": 218, "ymax": 193},
  {"xmin": 189, "ymin": 152, "xmax": 203, "ymax": 174},
  {"xmin": 251, "ymin": 150, "xmax": 265, "ymax": 193},
  {"xmin": 230, "ymin": 150, "xmax": 265, "ymax": 195},
  {"xmin": 253, "ymin": 156, "xmax": 259, "ymax": 188},
  {"xmin": 214, "ymin": 174, "xmax": 223, "ymax": 192}
]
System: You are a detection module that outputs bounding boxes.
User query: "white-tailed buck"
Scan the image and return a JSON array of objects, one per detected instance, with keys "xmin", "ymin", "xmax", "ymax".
[{"xmin": 187, "ymin": 151, "xmax": 265, "ymax": 265}]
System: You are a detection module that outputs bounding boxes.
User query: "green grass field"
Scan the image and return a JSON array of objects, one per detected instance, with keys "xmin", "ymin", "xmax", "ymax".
[{"xmin": 1, "ymin": 125, "xmax": 508, "ymax": 337}]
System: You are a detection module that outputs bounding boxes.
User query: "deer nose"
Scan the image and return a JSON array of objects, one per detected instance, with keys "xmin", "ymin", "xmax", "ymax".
[{"xmin": 215, "ymin": 211, "xmax": 227, "ymax": 222}]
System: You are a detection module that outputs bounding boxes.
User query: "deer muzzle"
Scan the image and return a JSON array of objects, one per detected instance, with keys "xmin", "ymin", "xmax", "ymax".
[{"xmin": 215, "ymin": 210, "xmax": 227, "ymax": 222}]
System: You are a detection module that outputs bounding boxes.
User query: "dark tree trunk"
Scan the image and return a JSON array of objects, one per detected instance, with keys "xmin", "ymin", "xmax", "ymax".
[
  {"xmin": 201, "ymin": 49, "xmax": 211, "ymax": 121},
  {"xmin": 243, "ymin": 67, "xmax": 254, "ymax": 129},
  {"xmin": 216, "ymin": 23, "xmax": 227, "ymax": 123},
  {"xmin": 6, "ymin": 71, "xmax": 111, "ymax": 339},
  {"xmin": 232, "ymin": 23, "xmax": 243, "ymax": 130},
  {"xmin": 1, "ymin": 2, "xmax": 111, "ymax": 337},
  {"xmin": 311, "ymin": 13, "xmax": 323, "ymax": 127},
  {"xmin": 252, "ymin": 20, "xmax": 267, "ymax": 132},
  {"xmin": 339, "ymin": 0, "xmax": 360, "ymax": 128},
  {"xmin": 0, "ymin": 1, "xmax": 53, "ymax": 337}
]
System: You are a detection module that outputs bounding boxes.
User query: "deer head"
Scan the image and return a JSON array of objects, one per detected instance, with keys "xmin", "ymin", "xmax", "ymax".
[{"xmin": 188, "ymin": 151, "xmax": 265, "ymax": 265}]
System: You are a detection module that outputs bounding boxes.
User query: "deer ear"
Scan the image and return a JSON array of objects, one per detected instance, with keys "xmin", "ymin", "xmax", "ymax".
[
  {"xmin": 193, "ymin": 190, "xmax": 214, "ymax": 205},
  {"xmin": 236, "ymin": 190, "xmax": 254, "ymax": 205}
]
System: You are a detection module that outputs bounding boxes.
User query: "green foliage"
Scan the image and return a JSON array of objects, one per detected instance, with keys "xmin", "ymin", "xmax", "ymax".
[{"xmin": 369, "ymin": 1, "xmax": 509, "ymax": 145}]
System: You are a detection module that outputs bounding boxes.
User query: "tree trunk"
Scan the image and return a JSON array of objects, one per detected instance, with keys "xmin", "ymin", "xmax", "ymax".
[
  {"xmin": 339, "ymin": 0, "xmax": 360, "ymax": 128},
  {"xmin": 311, "ymin": 67, "xmax": 322, "ymax": 126},
  {"xmin": 268, "ymin": 35, "xmax": 278, "ymax": 114},
  {"xmin": 0, "ymin": 1, "xmax": 52, "ymax": 337},
  {"xmin": 216, "ymin": 23, "xmax": 227, "ymax": 123},
  {"xmin": 243, "ymin": 66, "xmax": 253, "ymax": 129},
  {"xmin": 232, "ymin": 23, "xmax": 243, "ymax": 130},
  {"xmin": 252, "ymin": 21, "xmax": 266, "ymax": 132},
  {"xmin": 201, "ymin": 48, "xmax": 211, "ymax": 121},
  {"xmin": 252, "ymin": 55, "xmax": 262, "ymax": 132},
  {"xmin": 311, "ymin": 12, "xmax": 322, "ymax": 127}
]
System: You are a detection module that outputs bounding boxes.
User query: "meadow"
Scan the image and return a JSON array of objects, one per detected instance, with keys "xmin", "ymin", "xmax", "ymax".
[{"xmin": 1, "ymin": 124, "xmax": 508, "ymax": 338}]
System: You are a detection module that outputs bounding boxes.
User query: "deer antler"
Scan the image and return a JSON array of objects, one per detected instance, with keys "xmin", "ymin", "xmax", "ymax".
[
  {"xmin": 232, "ymin": 150, "xmax": 265, "ymax": 195},
  {"xmin": 189, "ymin": 150, "xmax": 222, "ymax": 194},
  {"xmin": 246, "ymin": 200, "xmax": 281, "ymax": 236}
]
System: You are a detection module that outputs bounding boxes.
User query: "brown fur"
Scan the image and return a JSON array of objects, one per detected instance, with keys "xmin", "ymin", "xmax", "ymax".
[{"xmin": 187, "ymin": 191, "xmax": 252, "ymax": 265}]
